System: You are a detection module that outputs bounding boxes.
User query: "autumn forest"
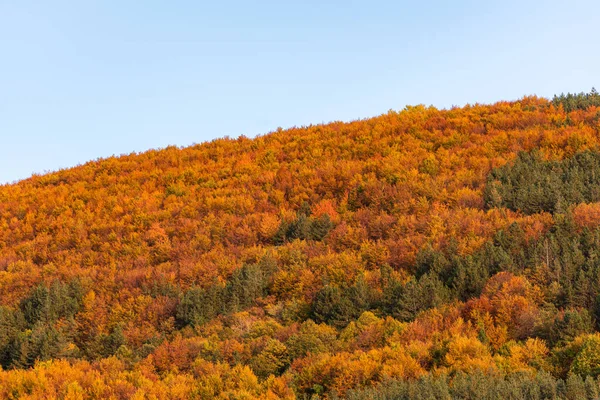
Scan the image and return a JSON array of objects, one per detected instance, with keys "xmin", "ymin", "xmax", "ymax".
[{"xmin": 3, "ymin": 90, "xmax": 600, "ymax": 399}]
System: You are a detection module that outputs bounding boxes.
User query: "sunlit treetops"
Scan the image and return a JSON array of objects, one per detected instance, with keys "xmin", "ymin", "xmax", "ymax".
[{"xmin": 1, "ymin": 90, "xmax": 600, "ymax": 398}]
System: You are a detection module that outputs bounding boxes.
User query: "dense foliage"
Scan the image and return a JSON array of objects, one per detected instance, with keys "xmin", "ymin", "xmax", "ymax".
[
  {"xmin": 552, "ymin": 88, "xmax": 600, "ymax": 113},
  {"xmin": 345, "ymin": 372, "xmax": 600, "ymax": 400},
  {"xmin": 1, "ymin": 90, "xmax": 600, "ymax": 398},
  {"xmin": 484, "ymin": 150, "xmax": 600, "ymax": 214}
]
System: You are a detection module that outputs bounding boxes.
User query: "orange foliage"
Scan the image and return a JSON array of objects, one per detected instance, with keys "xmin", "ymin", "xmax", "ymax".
[
  {"xmin": 1, "ymin": 96, "xmax": 599, "ymax": 397},
  {"xmin": 572, "ymin": 202, "xmax": 600, "ymax": 230}
]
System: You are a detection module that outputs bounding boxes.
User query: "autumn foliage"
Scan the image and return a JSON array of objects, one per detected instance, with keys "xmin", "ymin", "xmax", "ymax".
[{"xmin": 2, "ymin": 91, "xmax": 600, "ymax": 398}]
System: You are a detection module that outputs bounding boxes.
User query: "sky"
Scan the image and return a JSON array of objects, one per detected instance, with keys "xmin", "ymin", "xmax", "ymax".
[{"xmin": 1, "ymin": 1, "xmax": 599, "ymax": 184}]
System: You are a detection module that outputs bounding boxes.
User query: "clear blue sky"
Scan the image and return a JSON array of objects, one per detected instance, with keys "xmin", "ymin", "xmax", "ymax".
[{"xmin": 1, "ymin": 1, "xmax": 598, "ymax": 184}]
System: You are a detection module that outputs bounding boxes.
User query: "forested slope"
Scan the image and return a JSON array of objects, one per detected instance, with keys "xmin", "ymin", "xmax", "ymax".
[{"xmin": 1, "ymin": 90, "xmax": 600, "ymax": 399}]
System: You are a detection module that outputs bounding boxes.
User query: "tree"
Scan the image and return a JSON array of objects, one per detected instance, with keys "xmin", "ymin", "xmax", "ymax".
[
  {"xmin": 383, "ymin": 273, "xmax": 450, "ymax": 322},
  {"xmin": 571, "ymin": 334, "xmax": 600, "ymax": 378}
]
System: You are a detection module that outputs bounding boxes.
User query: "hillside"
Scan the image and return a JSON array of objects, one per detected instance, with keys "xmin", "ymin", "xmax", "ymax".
[{"xmin": 2, "ymin": 91, "xmax": 600, "ymax": 399}]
